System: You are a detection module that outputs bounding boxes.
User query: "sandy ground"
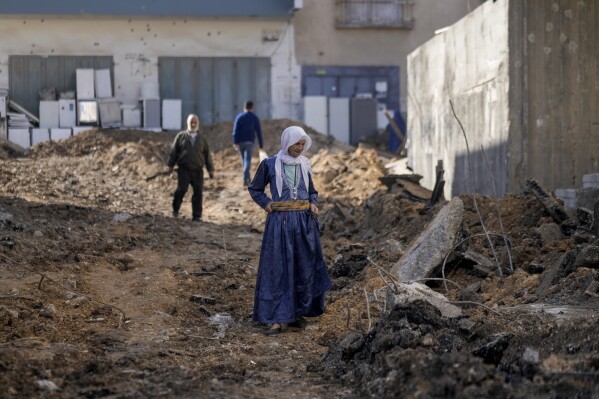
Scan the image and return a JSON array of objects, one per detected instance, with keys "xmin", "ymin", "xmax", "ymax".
[{"xmin": 0, "ymin": 120, "xmax": 597, "ymax": 398}]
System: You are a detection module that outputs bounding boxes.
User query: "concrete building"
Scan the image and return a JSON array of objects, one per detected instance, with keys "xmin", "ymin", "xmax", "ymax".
[
  {"xmin": 292, "ymin": 0, "xmax": 484, "ymax": 114},
  {"xmin": 408, "ymin": 0, "xmax": 599, "ymax": 198},
  {"xmin": 0, "ymin": 0, "xmax": 484, "ymax": 145},
  {"xmin": 0, "ymin": 0, "xmax": 301, "ymax": 138}
]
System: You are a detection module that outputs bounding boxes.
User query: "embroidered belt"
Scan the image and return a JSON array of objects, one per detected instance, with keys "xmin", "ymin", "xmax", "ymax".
[{"xmin": 270, "ymin": 200, "xmax": 310, "ymax": 212}]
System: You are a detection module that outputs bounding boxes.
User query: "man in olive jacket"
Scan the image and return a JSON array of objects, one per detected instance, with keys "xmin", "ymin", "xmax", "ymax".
[{"xmin": 167, "ymin": 114, "xmax": 214, "ymax": 222}]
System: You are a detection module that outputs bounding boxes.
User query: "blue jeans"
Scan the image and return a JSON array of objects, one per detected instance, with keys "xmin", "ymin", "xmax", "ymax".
[{"xmin": 237, "ymin": 141, "xmax": 254, "ymax": 185}]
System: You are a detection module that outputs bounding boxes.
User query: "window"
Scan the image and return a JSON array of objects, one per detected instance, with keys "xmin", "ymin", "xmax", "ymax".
[{"xmin": 336, "ymin": 0, "xmax": 414, "ymax": 29}]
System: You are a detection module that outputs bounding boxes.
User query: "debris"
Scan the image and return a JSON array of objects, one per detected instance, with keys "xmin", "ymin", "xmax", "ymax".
[
  {"xmin": 190, "ymin": 295, "xmax": 216, "ymax": 305},
  {"xmin": 471, "ymin": 333, "xmax": 513, "ymax": 365},
  {"xmin": 426, "ymin": 160, "xmax": 445, "ymax": 208},
  {"xmin": 526, "ymin": 178, "xmax": 568, "ymax": 224},
  {"xmin": 386, "ymin": 282, "xmax": 462, "ymax": 318},
  {"xmin": 392, "ymin": 197, "xmax": 464, "ymax": 282},
  {"xmin": 584, "ymin": 281, "xmax": 599, "ymax": 297}
]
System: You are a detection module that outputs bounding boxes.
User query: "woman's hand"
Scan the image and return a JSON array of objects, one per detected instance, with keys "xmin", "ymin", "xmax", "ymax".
[
  {"xmin": 265, "ymin": 203, "xmax": 273, "ymax": 214},
  {"xmin": 310, "ymin": 203, "xmax": 319, "ymax": 218}
]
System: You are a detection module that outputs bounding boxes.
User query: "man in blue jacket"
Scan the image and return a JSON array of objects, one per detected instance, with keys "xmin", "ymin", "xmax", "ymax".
[{"xmin": 232, "ymin": 101, "xmax": 264, "ymax": 186}]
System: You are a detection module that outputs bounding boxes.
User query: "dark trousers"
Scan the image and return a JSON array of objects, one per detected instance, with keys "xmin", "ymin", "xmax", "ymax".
[{"xmin": 173, "ymin": 167, "xmax": 204, "ymax": 218}]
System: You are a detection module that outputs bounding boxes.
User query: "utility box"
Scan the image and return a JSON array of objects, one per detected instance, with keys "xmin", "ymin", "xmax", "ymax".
[
  {"xmin": 59, "ymin": 99, "xmax": 76, "ymax": 128},
  {"xmin": 162, "ymin": 99, "xmax": 182, "ymax": 130},
  {"xmin": 78, "ymin": 100, "xmax": 99, "ymax": 125},
  {"xmin": 329, "ymin": 98, "xmax": 351, "ymax": 145},
  {"xmin": 304, "ymin": 96, "xmax": 328, "ymax": 135},
  {"xmin": 0, "ymin": 95, "xmax": 6, "ymax": 118},
  {"xmin": 350, "ymin": 98, "xmax": 378, "ymax": 145},
  {"xmin": 39, "ymin": 101, "xmax": 59, "ymax": 128},
  {"xmin": 98, "ymin": 99, "xmax": 122, "ymax": 128},
  {"xmin": 76, "ymin": 69, "xmax": 95, "ymax": 100},
  {"xmin": 142, "ymin": 99, "xmax": 161, "ymax": 128},
  {"xmin": 95, "ymin": 69, "xmax": 113, "ymax": 99}
]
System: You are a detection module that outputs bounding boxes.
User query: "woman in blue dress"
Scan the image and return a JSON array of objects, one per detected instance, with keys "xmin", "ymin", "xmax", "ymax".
[{"xmin": 248, "ymin": 126, "xmax": 333, "ymax": 336}]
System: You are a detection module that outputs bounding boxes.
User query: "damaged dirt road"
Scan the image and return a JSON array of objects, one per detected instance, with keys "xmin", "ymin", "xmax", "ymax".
[{"xmin": 0, "ymin": 120, "xmax": 598, "ymax": 398}]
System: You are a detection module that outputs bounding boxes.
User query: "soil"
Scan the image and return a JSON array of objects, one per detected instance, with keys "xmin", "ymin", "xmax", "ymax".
[{"xmin": 0, "ymin": 119, "xmax": 597, "ymax": 398}]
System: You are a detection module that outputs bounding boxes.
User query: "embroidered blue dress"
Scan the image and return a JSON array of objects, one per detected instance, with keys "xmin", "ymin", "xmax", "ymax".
[{"xmin": 248, "ymin": 156, "xmax": 333, "ymax": 324}]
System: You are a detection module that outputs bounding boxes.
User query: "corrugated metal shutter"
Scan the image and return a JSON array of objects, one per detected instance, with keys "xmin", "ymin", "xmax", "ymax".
[
  {"xmin": 159, "ymin": 57, "xmax": 271, "ymax": 125},
  {"xmin": 302, "ymin": 66, "xmax": 400, "ymax": 111},
  {"xmin": 9, "ymin": 55, "xmax": 113, "ymax": 118}
]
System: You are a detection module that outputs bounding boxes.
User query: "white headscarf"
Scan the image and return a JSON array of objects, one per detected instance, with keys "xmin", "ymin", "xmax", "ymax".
[
  {"xmin": 275, "ymin": 126, "xmax": 313, "ymax": 197},
  {"xmin": 187, "ymin": 114, "xmax": 199, "ymax": 133}
]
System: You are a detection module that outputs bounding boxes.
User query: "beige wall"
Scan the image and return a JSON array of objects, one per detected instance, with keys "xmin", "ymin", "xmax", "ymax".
[{"xmin": 292, "ymin": 0, "xmax": 484, "ymax": 111}]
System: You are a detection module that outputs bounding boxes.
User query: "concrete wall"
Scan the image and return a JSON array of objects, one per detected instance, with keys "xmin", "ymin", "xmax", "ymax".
[
  {"xmin": 408, "ymin": 0, "xmax": 599, "ymax": 198},
  {"xmin": 407, "ymin": 0, "xmax": 510, "ymax": 197},
  {"xmin": 293, "ymin": 0, "xmax": 484, "ymax": 113},
  {"xmin": 0, "ymin": 15, "xmax": 301, "ymax": 121},
  {"xmin": 508, "ymin": 0, "xmax": 599, "ymax": 192}
]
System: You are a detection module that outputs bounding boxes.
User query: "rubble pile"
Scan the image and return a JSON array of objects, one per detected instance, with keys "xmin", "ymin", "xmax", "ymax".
[
  {"xmin": 318, "ymin": 177, "xmax": 599, "ymax": 397},
  {"xmin": 0, "ymin": 121, "xmax": 598, "ymax": 398}
]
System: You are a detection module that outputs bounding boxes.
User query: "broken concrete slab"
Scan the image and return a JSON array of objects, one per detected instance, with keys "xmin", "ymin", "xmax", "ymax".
[
  {"xmin": 391, "ymin": 197, "xmax": 464, "ymax": 282},
  {"xmin": 396, "ymin": 179, "xmax": 432, "ymax": 201},
  {"xmin": 535, "ymin": 252, "xmax": 575, "ymax": 296},
  {"xmin": 386, "ymin": 282, "xmax": 462, "ymax": 318},
  {"xmin": 463, "ymin": 249, "xmax": 495, "ymax": 276},
  {"xmin": 526, "ymin": 178, "xmax": 568, "ymax": 224}
]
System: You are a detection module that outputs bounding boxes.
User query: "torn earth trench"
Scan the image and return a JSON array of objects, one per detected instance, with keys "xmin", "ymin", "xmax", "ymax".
[{"xmin": 0, "ymin": 121, "xmax": 598, "ymax": 398}]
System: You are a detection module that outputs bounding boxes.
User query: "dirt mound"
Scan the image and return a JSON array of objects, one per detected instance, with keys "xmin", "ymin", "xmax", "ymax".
[
  {"xmin": 0, "ymin": 120, "xmax": 598, "ymax": 398},
  {"xmin": 0, "ymin": 139, "xmax": 27, "ymax": 159},
  {"xmin": 317, "ymin": 185, "xmax": 599, "ymax": 398}
]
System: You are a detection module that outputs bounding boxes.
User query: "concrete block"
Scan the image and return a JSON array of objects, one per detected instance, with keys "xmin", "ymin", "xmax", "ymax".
[
  {"xmin": 554, "ymin": 188, "xmax": 577, "ymax": 199},
  {"xmin": 392, "ymin": 197, "xmax": 464, "ymax": 281},
  {"xmin": 50, "ymin": 128, "xmax": 71, "ymax": 141},
  {"xmin": 8, "ymin": 128, "xmax": 30, "ymax": 148},
  {"xmin": 583, "ymin": 174, "xmax": 599, "ymax": 189},
  {"xmin": 31, "ymin": 128, "xmax": 50, "ymax": 145},
  {"xmin": 72, "ymin": 126, "xmax": 93, "ymax": 135}
]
